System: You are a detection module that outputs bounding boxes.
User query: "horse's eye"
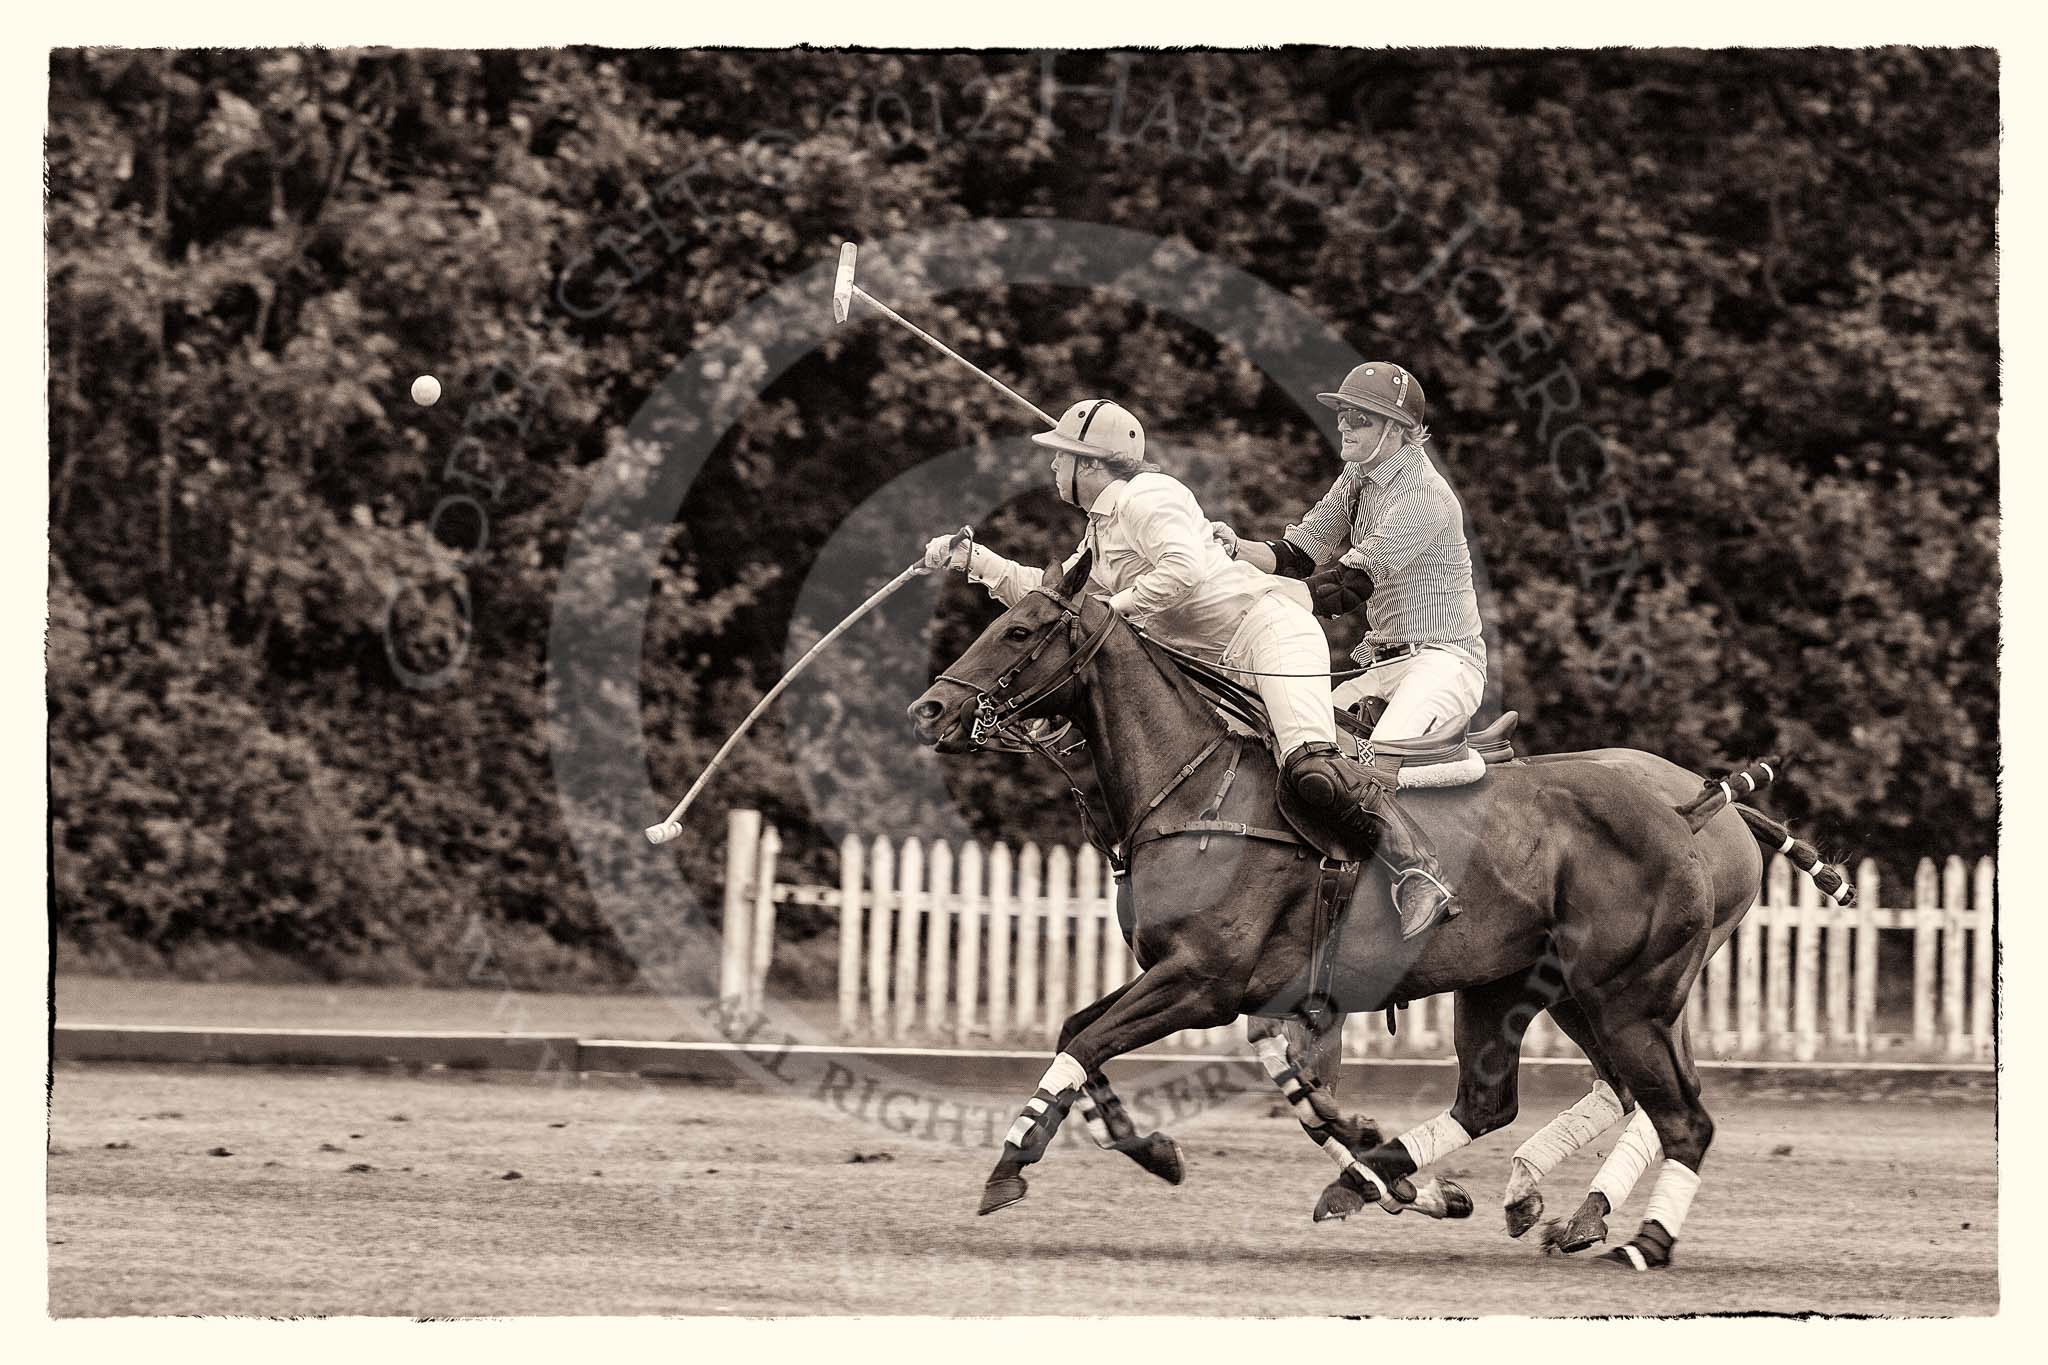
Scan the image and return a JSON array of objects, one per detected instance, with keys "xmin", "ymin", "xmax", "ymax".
[{"xmin": 1004, "ymin": 625, "xmax": 1033, "ymax": 641}]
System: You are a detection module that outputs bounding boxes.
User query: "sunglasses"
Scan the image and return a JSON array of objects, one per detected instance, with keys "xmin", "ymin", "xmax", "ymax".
[{"xmin": 1336, "ymin": 408, "xmax": 1385, "ymax": 432}]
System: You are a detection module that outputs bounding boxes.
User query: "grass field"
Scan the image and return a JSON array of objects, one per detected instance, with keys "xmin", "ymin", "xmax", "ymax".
[{"xmin": 48, "ymin": 1061, "xmax": 1996, "ymax": 1317}]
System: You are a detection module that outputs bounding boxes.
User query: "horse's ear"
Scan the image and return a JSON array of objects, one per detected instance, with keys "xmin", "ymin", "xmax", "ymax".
[{"xmin": 1057, "ymin": 547, "xmax": 1095, "ymax": 602}]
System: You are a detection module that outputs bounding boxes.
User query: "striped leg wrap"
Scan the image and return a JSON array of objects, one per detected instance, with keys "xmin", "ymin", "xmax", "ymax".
[
  {"xmin": 1076, "ymin": 1093, "xmax": 1115, "ymax": 1148},
  {"xmin": 1318, "ymin": 1136, "xmax": 1391, "ymax": 1203},
  {"xmin": 1003, "ymin": 1088, "xmax": 1064, "ymax": 1149},
  {"xmin": 1254, "ymin": 1034, "xmax": 1325, "ymax": 1131}
]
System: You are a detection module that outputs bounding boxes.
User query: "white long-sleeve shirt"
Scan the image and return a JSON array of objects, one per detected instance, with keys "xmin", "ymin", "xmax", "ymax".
[{"xmin": 966, "ymin": 471, "xmax": 1311, "ymax": 660}]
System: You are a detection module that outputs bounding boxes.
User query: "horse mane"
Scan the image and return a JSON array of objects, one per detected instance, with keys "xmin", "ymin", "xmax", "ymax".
[{"xmin": 1079, "ymin": 596, "xmax": 1235, "ymax": 737}]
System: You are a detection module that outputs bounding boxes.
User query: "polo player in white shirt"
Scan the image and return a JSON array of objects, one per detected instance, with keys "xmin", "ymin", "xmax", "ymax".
[{"xmin": 925, "ymin": 397, "xmax": 1454, "ymax": 938}]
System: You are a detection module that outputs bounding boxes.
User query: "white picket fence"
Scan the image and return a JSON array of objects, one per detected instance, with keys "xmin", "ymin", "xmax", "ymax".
[{"xmin": 718, "ymin": 809, "xmax": 1996, "ymax": 1062}]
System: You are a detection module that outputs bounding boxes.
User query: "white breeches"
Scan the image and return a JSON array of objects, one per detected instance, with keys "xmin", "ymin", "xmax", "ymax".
[
  {"xmin": 1218, "ymin": 594, "xmax": 1337, "ymax": 760},
  {"xmin": 1330, "ymin": 643, "xmax": 1486, "ymax": 743}
]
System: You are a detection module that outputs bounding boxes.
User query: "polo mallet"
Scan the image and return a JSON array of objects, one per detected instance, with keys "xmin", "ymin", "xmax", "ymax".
[
  {"xmin": 644, "ymin": 525, "xmax": 975, "ymax": 846},
  {"xmin": 832, "ymin": 242, "xmax": 1056, "ymax": 427}
]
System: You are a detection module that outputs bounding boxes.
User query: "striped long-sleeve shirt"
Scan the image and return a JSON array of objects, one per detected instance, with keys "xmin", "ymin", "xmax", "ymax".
[{"xmin": 1282, "ymin": 442, "xmax": 1486, "ymax": 668}]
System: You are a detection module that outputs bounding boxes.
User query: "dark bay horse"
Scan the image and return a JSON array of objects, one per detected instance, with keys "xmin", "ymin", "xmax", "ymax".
[
  {"xmin": 1254, "ymin": 752, "xmax": 1812, "ymax": 1250},
  {"xmin": 909, "ymin": 551, "xmax": 1837, "ymax": 1270}
]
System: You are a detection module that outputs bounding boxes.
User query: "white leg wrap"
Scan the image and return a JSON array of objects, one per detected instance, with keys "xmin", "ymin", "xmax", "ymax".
[
  {"xmin": 1397, "ymin": 1111, "xmax": 1472, "ymax": 1170},
  {"xmin": 1036, "ymin": 1052, "xmax": 1087, "ymax": 1097},
  {"xmin": 1588, "ymin": 1107, "xmax": 1662, "ymax": 1210},
  {"xmin": 1641, "ymin": 1160, "xmax": 1702, "ymax": 1240},
  {"xmin": 1505, "ymin": 1081, "xmax": 1625, "ymax": 1201}
]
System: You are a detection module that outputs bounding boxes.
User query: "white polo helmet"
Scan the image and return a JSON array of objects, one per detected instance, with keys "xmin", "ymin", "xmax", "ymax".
[{"xmin": 1030, "ymin": 398, "xmax": 1146, "ymax": 472}]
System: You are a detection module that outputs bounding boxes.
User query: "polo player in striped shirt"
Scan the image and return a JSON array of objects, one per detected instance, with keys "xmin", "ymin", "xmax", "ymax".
[{"xmin": 1215, "ymin": 362, "xmax": 1484, "ymax": 930}]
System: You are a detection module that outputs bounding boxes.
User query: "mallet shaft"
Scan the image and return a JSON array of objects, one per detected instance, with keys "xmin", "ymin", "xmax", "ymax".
[
  {"xmin": 644, "ymin": 528, "xmax": 973, "ymax": 845},
  {"xmin": 851, "ymin": 286, "xmax": 1057, "ymax": 427}
]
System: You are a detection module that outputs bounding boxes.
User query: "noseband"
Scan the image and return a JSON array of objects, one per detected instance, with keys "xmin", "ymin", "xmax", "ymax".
[{"xmin": 934, "ymin": 589, "xmax": 1117, "ymax": 749}]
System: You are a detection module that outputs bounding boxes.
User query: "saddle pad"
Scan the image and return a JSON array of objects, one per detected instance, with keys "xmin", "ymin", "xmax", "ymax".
[{"xmin": 1397, "ymin": 751, "xmax": 1487, "ymax": 788}]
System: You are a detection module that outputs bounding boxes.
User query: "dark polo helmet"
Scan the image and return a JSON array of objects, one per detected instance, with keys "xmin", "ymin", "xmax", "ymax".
[{"xmin": 1316, "ymin": 362, "xmax": 1425, "ymax": 429}]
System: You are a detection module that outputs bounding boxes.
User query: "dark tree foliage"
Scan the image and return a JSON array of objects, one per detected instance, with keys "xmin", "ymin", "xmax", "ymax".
[{"xmin": 46, "ymin": 48, "xmax": 1997, "ymax": 984}]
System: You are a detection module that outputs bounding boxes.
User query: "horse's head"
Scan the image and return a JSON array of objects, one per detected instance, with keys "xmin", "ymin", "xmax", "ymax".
[{"xmin": 909, "ymin": 548, "xmax": 1106, "ymax": 753}]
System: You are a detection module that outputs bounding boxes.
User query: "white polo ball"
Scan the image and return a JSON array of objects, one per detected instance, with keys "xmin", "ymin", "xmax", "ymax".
[{"xmin": 411, "ymin": 374, "xmax": 441, "ymax": 407}]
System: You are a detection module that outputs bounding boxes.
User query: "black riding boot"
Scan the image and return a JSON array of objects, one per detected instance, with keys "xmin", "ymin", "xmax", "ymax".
[{"xmin": 1283, "ymin": 743, "xmax": 1457, "ymax": 940}]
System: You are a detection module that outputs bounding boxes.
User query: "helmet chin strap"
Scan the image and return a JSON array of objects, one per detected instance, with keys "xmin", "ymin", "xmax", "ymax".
[
  {"xmin": 1345, "ymin": 417, "xmax": 1399, "ymax": 465},
  {"xmin": 1366, "ymin": 420, "xmax": 1398, "ymax": 463},
  {"xmin": 1063, "ymin": 454, "xmax": 1082, "ymax": 507}
]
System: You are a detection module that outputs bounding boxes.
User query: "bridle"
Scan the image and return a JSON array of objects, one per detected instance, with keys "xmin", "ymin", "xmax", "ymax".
[
  {"xmin": 928, "ymin": 586, "xmax": 1249, "ymax": 883},
  {"xmin": 933, "ymin": 587, "xmax": 1117, "ymax": 750}
]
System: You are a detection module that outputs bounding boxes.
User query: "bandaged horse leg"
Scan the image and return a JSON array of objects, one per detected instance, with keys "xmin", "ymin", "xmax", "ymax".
[
  {"xmin": 1248, "ymin": 1016, "xmax": 1383, "ymax": 1161},
  {"xmin": 980, "ymin": 962, "xmax": 1237, "ymax": 1216},
  {"xmin": 1313, "ymin": 1114, "xmax": 1479, "ymax": 1224},
  {"xmin": 1505, "ymin": 992, "xmax": 1631, "ymax": 1240},
  {"xmin": 1580, "ymin": 989, "xmax": 1714, "ymax": 1270},
  {"xmin": 1503, "ymin": 1078, "xmax": 1627, "ymax": 1238},
  {"xmin": 1314, "ymin": 974, "xmax": 1548, "ymax": 1224},
  {"xmin": 1542, "ymin": 1105, "xmax": 1659, "ymax": 1254}
]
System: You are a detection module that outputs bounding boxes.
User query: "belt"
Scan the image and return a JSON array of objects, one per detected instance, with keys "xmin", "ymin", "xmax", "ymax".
[{"xmin": 1368, "ymin": 641, "xmax": 1428, "ymax": 664}]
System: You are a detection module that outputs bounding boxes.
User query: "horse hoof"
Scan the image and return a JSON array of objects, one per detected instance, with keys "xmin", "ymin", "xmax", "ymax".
[
  {"xmin": 1313, "ymin": 1177, "xmax": 1367, "ymax": 1222},
  {"xmin": 1541, "ymin": 1192, "xmax": 1610, "ymax": 1255},
  {"xmin": 1412, "ymin": 1176, "xmax": 1473, "ymax": 1220},
  {"xmin": 1505, "ymin": 1191, "xmax": 1544, "ymax": 1239},
  {"xmin": 1373, "ymin": 1175, "xmax": 1471, "ymax": 1220},
  {"xmin": 978, "ymin": 1175, "xmax": 1028, "ymax": 1216},
  {"xmin": 1112, "ymin": 1133, "xmax": 1185, "ymax": 1186}
]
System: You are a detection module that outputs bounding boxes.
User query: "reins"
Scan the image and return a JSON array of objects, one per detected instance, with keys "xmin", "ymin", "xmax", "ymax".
[
  {"xmin": 1133, "ymin": 626, "xmax": 1375, "ymax": 680},
  {"xmin": 935, "ymin": 589, "xmax": 1305, "ymax": 879}
]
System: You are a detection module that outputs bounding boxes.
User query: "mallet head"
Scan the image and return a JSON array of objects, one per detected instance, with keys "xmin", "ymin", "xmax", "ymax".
[{"xmin": 832, "ymin": 242, "xmax": 858, "ymax": 325}]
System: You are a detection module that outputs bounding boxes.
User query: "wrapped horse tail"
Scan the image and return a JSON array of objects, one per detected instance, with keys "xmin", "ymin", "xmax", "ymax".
[
  {"xmin": 1672, "ymin": 754, "xmax": 1854, "ymax": 907},
  {"xmin": 1673, "ymin": 756, "xmax": 1781, "ymax": 833},
  {"xmin": 1733, "ymin": 804, "xmax": 1855, "ymax": 906}
]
